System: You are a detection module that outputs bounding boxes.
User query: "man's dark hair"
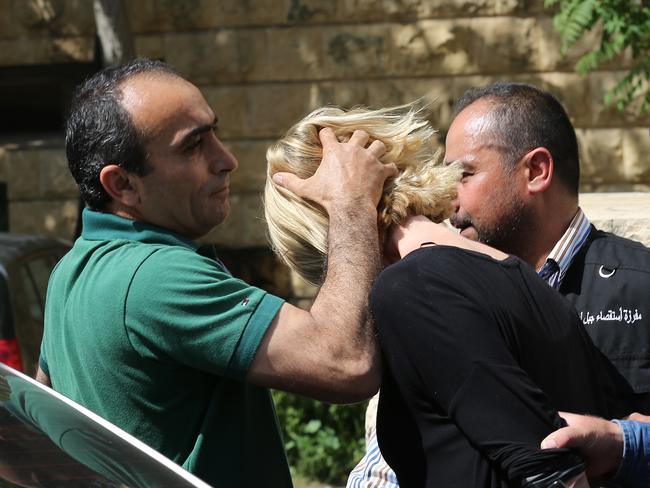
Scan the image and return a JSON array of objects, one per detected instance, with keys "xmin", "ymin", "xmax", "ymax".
[
  {"xmin": 65, "ymin": 58, "xmax": 178, "ymax": 209},
  {"xmin": 453, "ymin": 82, "xmax": 580, "ymax": 195}
]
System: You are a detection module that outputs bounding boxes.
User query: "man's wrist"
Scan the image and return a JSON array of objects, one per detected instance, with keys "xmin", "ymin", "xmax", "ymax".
[{"xmin": 328, "ymin": 199, "xmax": 378, "ymax": 219}]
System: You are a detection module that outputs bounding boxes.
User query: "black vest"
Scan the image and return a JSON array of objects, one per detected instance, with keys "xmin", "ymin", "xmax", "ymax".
[{"xmin": 561, "ymin": 226, "xmax": 650, "ymax": 412}]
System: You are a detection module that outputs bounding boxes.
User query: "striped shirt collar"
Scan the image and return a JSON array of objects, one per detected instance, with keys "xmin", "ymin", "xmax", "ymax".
[{"xmin": 538, "ymin": 208, "xmax": 592, "ymax": 289}]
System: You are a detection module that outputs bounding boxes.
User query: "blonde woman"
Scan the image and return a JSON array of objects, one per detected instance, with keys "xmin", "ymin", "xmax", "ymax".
[{"xmin": 265, "ymin": 103, "xmax": 626, "ymax": 488}]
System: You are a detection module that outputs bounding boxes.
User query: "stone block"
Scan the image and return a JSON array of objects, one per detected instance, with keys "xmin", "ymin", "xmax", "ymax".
[
  {"xmin": 576, "ymin": 128, "xmax": 624, "ymax": 186},
  {"xmin": 0, "ymin": 147, "xmax": 7, "ymax": 182},
  {"xmin": 126, "ymin": 0, "xmax": 288, "ymax": 32},
  {"xmin": 164, "ymin": 30, "xmax": 257, "ymax": 84},
  {"xmin": 388, "ymin": 17, "xmax": 538, "ymax": 78},
  {"xmin": 52, "ymin": 36, "xmax": 94, "ymax": 62},
  {"xmin": 226, "ymin": 140, "xmax": 271, "ymax": 193},
  {"xmin": 336, "ymin": 0, "xmax": 534, "ymax": 21},
  {"xmin": 622, "ymin": 129, "xmax": 650, "ymax": 184},
  {"xmin": 323, "ymin": 25, "xmax": 390, "ymax": 79},
  {"xmin": 245, "ymin": 83, "xmax": 315, "ymax": 137},
  {"xmin": 496, "ymin": 0, "xmax": 544, "ymax": 15},
  {"xmin": 202, "ymin": 192, "xmax": 267, "ymax": 247},
  {"xmin": 6, "ymin": 151, "xmax": 39, "ymax": 200},
  {"xmin": 126, "ymin": 0, "xmax": 220, "ymax": 32},
  {"xmin": 40, "ymin": 151, "xmax": 78, "ymax": 199},
  {"xmin": 389, "ymin": 21, "xmax": 471, "ymax": 77},
  {"xmin": 256, "ymin": 27, "xmax": 325, "ymax": 81},
  {"xmin": 580, "ymin": 192, "xmax": 650, "ymax": 246},
  {"xmin": 333, "ymin": 0, "xmax": 420, "ymax": 22},
  {"xmin": 0, "ymin": 0, "xmax": 17, "ymax": 39},
  {"xmin": 205, "ymin": 83, "xmax": 314, "ymax": 139},
  {"xmin": 12, "ymin": 0, "xmax": 94, "ymax": 37},
  {"xmin": 205, "ymin": 83, "xmax": 318, "ymax": 137},
  {"xmin": 134, "ymin": 34, "xmax": 165, "ymax": 60},
  {"xmin": 469, "ymin": 17, "xmax": 538, "ymax": 74},
  {"xmin": 203, "ymin": 86, "xmax": 248, "ymax": 139},
  {"xmin": 6, "ymin": 148, "xmax": 77, "ymax": 200},
  {"xmin": 0, "ymin": 36, "xmax": 94, "ymax": 65},
  {"xmin": 285, "ymin": 0, "xmax": 338, "ymax": 23},
  {"xmin": 9, "ymin": 199, "xmax": 78, "ymax": 238}
]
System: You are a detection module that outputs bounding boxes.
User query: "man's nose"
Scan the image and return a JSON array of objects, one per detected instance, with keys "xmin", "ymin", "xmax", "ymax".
[{"xmin": 208, "ymin": 135, "xmax": 238, "ymax": 173}]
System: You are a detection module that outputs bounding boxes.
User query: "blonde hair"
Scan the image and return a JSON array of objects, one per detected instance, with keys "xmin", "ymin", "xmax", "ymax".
[{"xmin": 264, "ymin": 102, "xmax": 462, "ymax": 285}]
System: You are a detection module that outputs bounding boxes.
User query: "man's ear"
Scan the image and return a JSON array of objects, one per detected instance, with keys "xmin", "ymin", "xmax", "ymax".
[
  {"xmin": 522, "ymin": 147, "xmax": 553, "ymax": 194},
  {"xmin": 99, "ymin": 164, "xmax": 142, "ymax": 206}
]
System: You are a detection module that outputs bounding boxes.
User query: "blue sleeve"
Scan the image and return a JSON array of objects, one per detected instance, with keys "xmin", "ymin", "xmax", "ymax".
[{"xmin": 611, "ymin": 420, "xmax": 650, "ymax": 488}]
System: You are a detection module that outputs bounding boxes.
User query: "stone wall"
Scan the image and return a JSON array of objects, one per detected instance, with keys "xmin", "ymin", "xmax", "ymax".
[
  {"xmin": 120, "ymin": 0, "xmax": 650, "ymax": 246},
  {"xmin": 0, "ymin": 0, "xmax": 648, "ymax": 302},
  {"xmin": 0, "ymin": 137, "xmax": 79, "ymax": 238}
]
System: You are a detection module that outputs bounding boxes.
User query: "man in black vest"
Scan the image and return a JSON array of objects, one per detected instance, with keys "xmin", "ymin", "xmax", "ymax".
[
  {"xmin": 347, "ymin": 81, "xmax": 650, "ymax": 488},
  {"xmin": 444, "ymin": 82, "xmax": 650, "ymax": 409}
]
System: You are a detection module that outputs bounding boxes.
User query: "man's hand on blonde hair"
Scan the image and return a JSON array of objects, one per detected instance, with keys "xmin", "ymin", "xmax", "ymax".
[
  {"xmin": 540, "ymin": 412, "xmax": 624, "ymax": 477},
  {"xmin": 272, "ymin": 128, "xmax": 396, "ymax": 214}
]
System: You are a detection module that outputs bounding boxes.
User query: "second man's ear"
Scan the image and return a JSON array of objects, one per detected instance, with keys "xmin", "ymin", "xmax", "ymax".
[
  {"xmin": 99, "ymin": 164, "xmax": 142, "ymax": 206},
  {"xmin": 523, "ymin": 147, "xmax": 553, "ymax": 194}
]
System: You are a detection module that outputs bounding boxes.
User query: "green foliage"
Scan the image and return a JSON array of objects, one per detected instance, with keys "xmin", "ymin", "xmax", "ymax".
[
  {"xmin": 272, "ymin": 390, "xmax": 367, "ymax": 485},
  {"xmin": 545, "ymin": 0, "xmax": 650, "ymax": 112}
]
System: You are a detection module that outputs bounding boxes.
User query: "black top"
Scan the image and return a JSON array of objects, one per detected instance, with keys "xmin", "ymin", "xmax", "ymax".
[{"xmin": 373, "ymin": 246, "xmax": 630, "ymax": 488}]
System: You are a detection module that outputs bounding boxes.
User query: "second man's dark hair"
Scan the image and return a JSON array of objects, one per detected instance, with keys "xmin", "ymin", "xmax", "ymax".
[{"xmin": 454, "ymin": 82, "xmax": 580, "ymax": 195}]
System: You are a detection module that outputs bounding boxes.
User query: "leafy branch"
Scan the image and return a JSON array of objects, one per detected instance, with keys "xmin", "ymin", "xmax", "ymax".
[{"xmin": 545, "ymin": 0, "xmax": 650, "ymax": 112}]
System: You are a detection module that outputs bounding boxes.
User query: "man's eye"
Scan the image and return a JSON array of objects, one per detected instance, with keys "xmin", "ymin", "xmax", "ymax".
[
  {"xmin": 461, "ymin": 172, "xmax": 473, "ymax": 180},
  {"xmin": 186, "ymin": 139, "xmax": 201, "ymax": 152}
]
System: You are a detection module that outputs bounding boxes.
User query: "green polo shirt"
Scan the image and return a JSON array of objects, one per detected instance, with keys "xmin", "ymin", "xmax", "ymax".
[{"xmin": 40, "ymin": 209, "xmax": 291, "ymax": 487}]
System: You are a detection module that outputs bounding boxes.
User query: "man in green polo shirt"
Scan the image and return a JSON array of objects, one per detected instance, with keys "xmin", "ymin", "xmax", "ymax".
[{"xmin": 36, "ymin": 58, "xmax": 395, "ymax": 487}]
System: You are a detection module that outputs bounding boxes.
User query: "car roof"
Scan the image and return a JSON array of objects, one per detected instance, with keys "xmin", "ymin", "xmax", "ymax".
[{"xmin": 0, "ymin": 363, "xmax": 212, "ymax": 487}]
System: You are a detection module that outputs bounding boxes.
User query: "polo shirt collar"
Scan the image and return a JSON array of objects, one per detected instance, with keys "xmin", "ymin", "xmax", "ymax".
[{"xmin": 81, "ymin": 208, "xmax": 199, "ymax": 251}]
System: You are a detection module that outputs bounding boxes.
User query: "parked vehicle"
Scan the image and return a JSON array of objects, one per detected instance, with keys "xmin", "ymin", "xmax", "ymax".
[
  {"xmin": 0, "ymin": 234, "xmax": 70, "ymax": 376},
  {"xmin": 0, "ymin": 362, "xmax": 212, "ymax": 487}
]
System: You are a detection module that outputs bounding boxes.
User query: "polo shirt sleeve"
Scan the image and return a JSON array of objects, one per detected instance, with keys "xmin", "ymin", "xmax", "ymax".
[{"xmin": 124, "ymin": 247, "xmax": 284, "ymax": 380}]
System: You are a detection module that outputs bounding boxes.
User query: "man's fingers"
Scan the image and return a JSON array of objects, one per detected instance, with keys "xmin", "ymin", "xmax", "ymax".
[
  {"xmin": 367, "ymin": 139, "xmax": 387, "ymax": 158},
  {"xmin": 318, "ymin": 127, "xmax": 338, "ymax": 149},
  {"xmin": 272, "ymin": 172, "xmax": 305, "ymax": 196},
  {"xmin": 382, "ymin": 162, "xmax": 398, "ymax": 178},
  {"xmin": 541, "ymin": 426, "xmax": 579, "ymax": 449},
  {"xmin": 348, "ymin": 129, "xmax": 370, "ymax": 147},
  {"xmin": 627, "ymin": 412, "xmax": 650, "ymax": 423}
]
